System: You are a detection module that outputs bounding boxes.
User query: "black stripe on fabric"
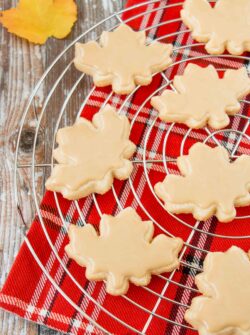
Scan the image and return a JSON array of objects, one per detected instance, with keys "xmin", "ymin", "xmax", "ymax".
[{"xmin": 66, "ymin": 276, "xmax": 91, "ymax": 334}]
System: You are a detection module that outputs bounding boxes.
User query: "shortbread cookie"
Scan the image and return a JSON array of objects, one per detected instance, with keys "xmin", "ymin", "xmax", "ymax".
[
  {"xmin": 65, "ymin": 207, "xmax": 183, "ymax": 295},
  {"xmin": 74, "ymin": 24, "xmax": 173, "ymax": 94},
  {"xmin": 185, "ymin": 246, "xmax": 250, "ymax": 335},
  {"xmin": 181, "ymin": 0, "xmax": 250, "ymax": 55},
  {"xmin": 46, "ymin": 105, "xmax": 136, "ymax": 200},
  {"xmin": 154, "ymin": 143, "xmax": 250, "ymax": 222},
  {"xmin": 151, "ymin": 64, "xmax": 250, "ymax": 129}
]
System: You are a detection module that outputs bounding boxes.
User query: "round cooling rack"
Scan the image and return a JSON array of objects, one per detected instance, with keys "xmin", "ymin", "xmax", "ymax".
[{"xmin": 14, "ymin": 1, "xmax": 250, "ymax": 334}]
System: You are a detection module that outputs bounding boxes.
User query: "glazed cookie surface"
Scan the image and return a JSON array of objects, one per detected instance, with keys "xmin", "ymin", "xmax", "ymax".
[
  {"xmin": 181, "ymin": 0, "xmax": 250, "ymax": 55},
  {"xmin": 154, "ymin": 143, "xmax": 250, "ymax": 222},
  {"xmin": 65, "ymin": 207, "xmax": 183, "ymax": 295},
  {"xmin": 151, "ymin": 64, "xmax": 250, "ymax": 129},
  {"xmin": 74, "ymin": 24, "xmax": 173, "ymax": 94},
  {"xmin": 46, "ymin": 105, "xmax": 136, "ymax": 200},
  {"xmin": 185, "ymin": 246, "xmax": 250, "ymax": 335}
]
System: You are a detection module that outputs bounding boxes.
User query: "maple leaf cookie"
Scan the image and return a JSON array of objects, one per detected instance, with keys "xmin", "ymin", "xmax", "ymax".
[
  {"xmin": 74, "ymin": 24, "xmax": 173, "ymax": 94},
  {"xmin": 151, "ymin": 64, "xmax": 250, "ymax": 129},
  {"xmin": 65, "ymin": 207, "xmax": 183, "ymax": 295},
  {"xmin": 185, "ymin": 246, "xmax": 250, "ymax": 335},
  {"xmin": 181, "ymin": 0, "xmax": 250, "ymax": 55},
  {"xmin": 154, "ymin": 143, "xmax": 250, "ymax": 222},
  {"xmin": 46, "ymin": 105, "xmax": 136, "ymax": 200}
]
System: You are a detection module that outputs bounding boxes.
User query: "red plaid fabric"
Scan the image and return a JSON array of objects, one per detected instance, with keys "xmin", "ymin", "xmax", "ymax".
[{"xmin": 1, "ymin": 0, "xmax": 250, "ymax": 334}]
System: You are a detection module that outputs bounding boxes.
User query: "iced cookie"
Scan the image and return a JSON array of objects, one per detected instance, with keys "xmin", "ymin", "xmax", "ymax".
[
  {"xmin": 181, "ymin": 0, "xmax": 250, "ymax": 55},
  {"xmin": 154, "ymin": 143, "xmax": 250, "ymax": 222},
  {"xmin": 65, "ymin": 207, "xmax": 183, "ymax": 295},
  {"xmin": 151, "ymin": 64, "xmax": 250, "ymax": 129},
  {"xmin": 185, "ymin": 246, "xmax": 250, "ymax": 335},
  {"xmin": 46, "ymin": 105, "xmax": 136, "ymax": 200},
  {"xmin": 74, "ymin": 24, "xmax": 173, "ymax": 94}
]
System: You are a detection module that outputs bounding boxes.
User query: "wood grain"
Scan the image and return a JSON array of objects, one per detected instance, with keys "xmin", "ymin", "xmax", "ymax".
[{"xmin": 0, "ymin": 0, "xmax": 125, "ymax": 334}]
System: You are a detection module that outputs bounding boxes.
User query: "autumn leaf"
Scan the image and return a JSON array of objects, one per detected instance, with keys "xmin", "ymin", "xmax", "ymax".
[
  {"xmin": 46, "ymin": 105, "xmax": 136, "ymax": 200},
  {"xmin": 151, "ymin": 64, "xmax": 250, "ymax": 129},
  {"xmin": 155, "ymin": 143, "xmax": 250, "ymax": 222},
  {"xmin": 185, "ymin": 247, "xmax": 250, "ymax": 335},
  {"xmin": 65, "ymin": 207, "xmax": 183, "ymax": 295},
  {"xmin": 0, "ymin": 0, "xmax": 77, "ymax": 44}
]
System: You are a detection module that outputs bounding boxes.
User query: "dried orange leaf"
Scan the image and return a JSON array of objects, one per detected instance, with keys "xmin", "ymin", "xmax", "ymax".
[{"xmin": 0, "ymin": 0, "xmax": 77, "ymax": 44}]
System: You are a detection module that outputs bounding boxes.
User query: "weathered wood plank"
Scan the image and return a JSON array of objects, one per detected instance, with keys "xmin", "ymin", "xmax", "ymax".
[{"xmin": 0, "ymin": 0, "xmax": 125, "ymax": 334}]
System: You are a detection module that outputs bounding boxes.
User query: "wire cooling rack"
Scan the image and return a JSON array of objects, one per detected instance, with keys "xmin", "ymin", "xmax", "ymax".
[{"xmin": 14, "ymin": 0, "xmax": 250, "ymax": 334}]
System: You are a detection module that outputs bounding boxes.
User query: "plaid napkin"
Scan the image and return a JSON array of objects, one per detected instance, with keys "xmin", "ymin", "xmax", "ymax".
[{"xmin": 1, "ymin": 0, "xmax": 250, "ymax": 334}]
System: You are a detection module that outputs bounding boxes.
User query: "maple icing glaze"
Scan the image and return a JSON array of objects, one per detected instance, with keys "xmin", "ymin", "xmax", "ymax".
[
  {"xmin": 46, "ymin": 105, "xmax": 136, "ymax": 200},
  {"xmin": 185, "ymin": 247, "xmax": 250, "ymax": 335},
  {"xmin": 155, "ymin": 143, "xmax": 250, "ymax": 222},
  {"xmin": 151, "ymin": 64, "xmax": 250, "ymax": 129},
  {"xmin": 74, "ymin": 24, "xmax": 173, "ymax": 94},
  {"xmin": 181, "ymin": 0, "xmax": 250, "ymax": 55},
  {"xmin": 65, "ymin": 207, "xmax": 183, "ymax": 295}
]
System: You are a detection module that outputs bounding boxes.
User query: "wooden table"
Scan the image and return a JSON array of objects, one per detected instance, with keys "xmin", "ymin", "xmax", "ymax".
[{"xmin": 0, "ymin": 1, "xmax": 125, "ymax": 334}]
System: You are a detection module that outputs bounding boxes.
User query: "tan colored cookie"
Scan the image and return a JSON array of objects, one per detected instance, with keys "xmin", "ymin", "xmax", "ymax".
[
  {"xmin": 74, "ymin": 24, "xmax": 173, "ymax": 94},
  {"xmin": 46, "ymin": 105, "xmax": 136, "ymax": 200},
  {"xmin": 185, "ymin": 246, "xmax": 250, "ymax": 335},
  {"xmin": 65, "ymin": 207, "xmax": 183, "ymax": 295},
  {"xmin": 181, "ymin": 0, "xmax": 250, "ymax": 55},
  {"xmin": 151, "ymin": 64, "xmax": 250, "ymax": 129},
  {"xmin": 154, "ymin": 143, "xmax": 250, "ymax": 222}
]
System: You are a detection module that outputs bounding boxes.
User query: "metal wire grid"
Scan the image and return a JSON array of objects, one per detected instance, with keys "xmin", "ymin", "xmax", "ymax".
[{"xmin": 13, "ymin": 1, "xmax": 250, "ymax": 333}]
